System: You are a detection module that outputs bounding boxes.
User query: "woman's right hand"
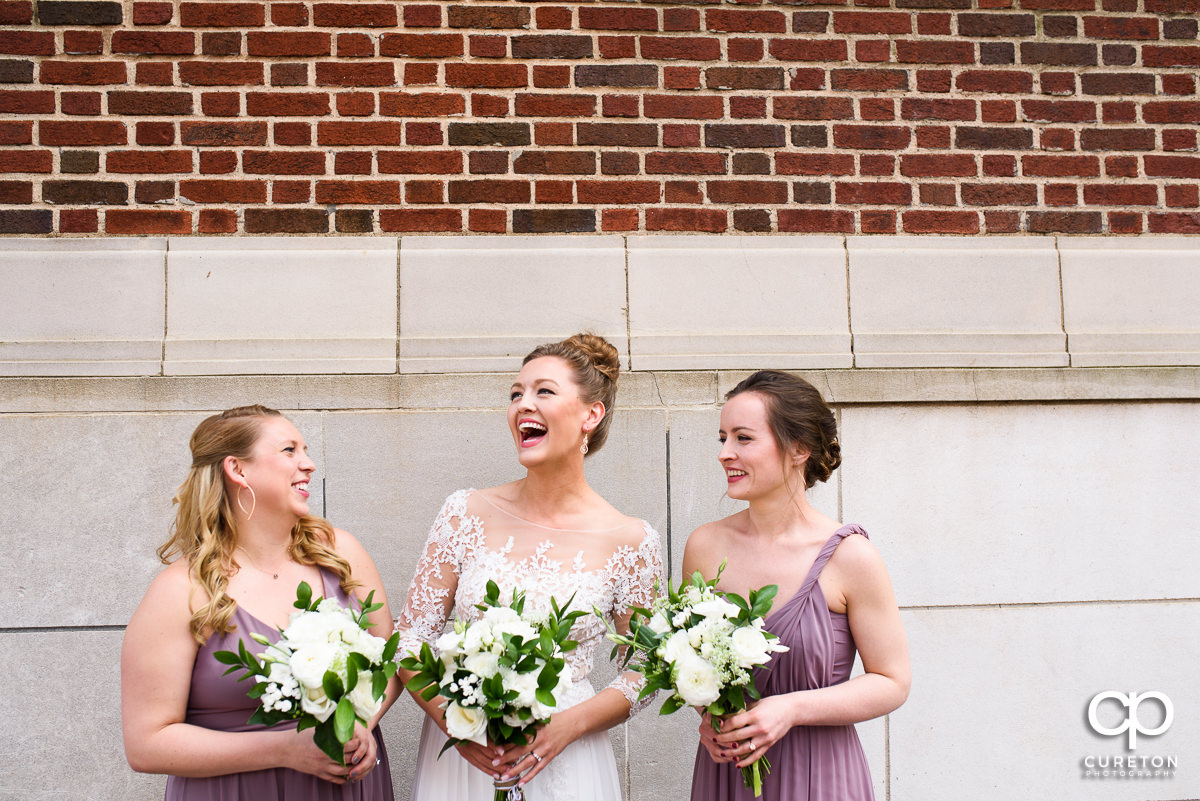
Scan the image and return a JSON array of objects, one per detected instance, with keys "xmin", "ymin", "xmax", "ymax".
[
  {"xmin": 452, "ymin": 736, "xmax": 508, "ymax": 779},
  {"xmin": 698, "ymin": 711, "xmax": 735, "ymax": 764},
  {"xmin": 279, "ymin": 728, "xmax": 352, "ymax": 784}
]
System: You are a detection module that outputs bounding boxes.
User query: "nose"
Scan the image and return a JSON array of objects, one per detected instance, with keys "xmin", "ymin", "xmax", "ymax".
[
  {"xmin": 718, "ymin": 439, "xmax": 735, "ymax": 463},
  {"xmin": 299, "ymin": 452, "xmax": 316, "ymax": 473}
]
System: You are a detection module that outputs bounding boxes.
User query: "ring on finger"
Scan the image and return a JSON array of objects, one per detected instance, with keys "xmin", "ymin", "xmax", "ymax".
[
  {"xmin": 531, "ymin": 752, "xmax": 543, "ymax": 763},
  {"xmin": 748, "ymin": 740, "xmax": 756, "ymax": 752}
]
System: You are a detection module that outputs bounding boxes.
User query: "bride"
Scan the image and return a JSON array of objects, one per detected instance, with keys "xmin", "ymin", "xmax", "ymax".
[{"xmin": 394, "ymin": 333, "xmax": 663, "ymax": 800}]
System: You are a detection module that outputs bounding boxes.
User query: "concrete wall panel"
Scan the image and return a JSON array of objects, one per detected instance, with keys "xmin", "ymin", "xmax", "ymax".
[
  {"xmin": 0, "ymin": 238, "xmax": 166, "ymax": 376},
  {"xmin": 841, "ymin": 402, "xmax": 1200, "ymax": 606}
]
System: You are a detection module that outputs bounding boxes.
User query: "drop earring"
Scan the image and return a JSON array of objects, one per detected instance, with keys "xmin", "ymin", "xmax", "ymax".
[
  {"xmin": 237, "ymin": 485, "xmax": 257, "ymax": 520},
  {"xmin": 580, "ymin": 434, "xmax": 589, "ymax": 455}
]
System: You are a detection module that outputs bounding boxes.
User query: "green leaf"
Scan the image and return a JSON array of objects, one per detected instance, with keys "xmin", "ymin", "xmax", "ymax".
[
  {"xmin": 322, "ymin": 669, "xmax": 345, "ymax": 701},
  {"xmin": 334, "ymin": 697, "xmax": 357, "ymax": 744},
  {"xmin": 213, "ymin": 650, "xmax": 242, "ymax": 666},
  {"xmin": 313, "ymin": 720, "xmax": 346, "ymax": 765},
  {"xmin": 535, "ymin": 688, "xmax": 556, "ymax": 707},
  {"xmin": 660, "ymin": 696, "xmax": 684, "ymax": 715},
  {"xmin": 382, "ymin": 632, "xmax": 399, "ymax": 663},
  {"xmin": 345, "ymin": 659, "xmax": 359, "ymax": 693},
  {"xmin": 295, "ymin": 581, "xmax": 312, "ymax": 610},
  {"xmin": 372, "ymin": 669, "xmax": 388, "ymax": 701}
]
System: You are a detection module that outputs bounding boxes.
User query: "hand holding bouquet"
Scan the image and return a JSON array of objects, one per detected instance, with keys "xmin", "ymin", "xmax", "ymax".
[
  {"xmin": 214, "ymin": 581, "xmax": 400, "ymax": 764},
  {"xmin": 604, "ymin": 563, "xmax": 787, "ymax": 797},
  {"xmin": 399, "ymin": 580, "xmax": 586, "ymax": 801}
]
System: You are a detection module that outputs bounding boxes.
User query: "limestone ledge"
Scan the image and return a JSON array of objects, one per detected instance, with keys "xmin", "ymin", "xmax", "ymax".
[{"xmin": 1, "ymin": 367, "xmax": 1198, "ymax": 413}]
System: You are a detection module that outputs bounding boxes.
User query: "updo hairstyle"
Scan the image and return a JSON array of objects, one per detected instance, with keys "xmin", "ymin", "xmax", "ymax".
[
  {"xmin": 523, "ymin": 333, "xmax": 620, "ymax": 456},
  {"xmin": 725, "ymin": 370, "xmax": 841, "ymax": 488}
]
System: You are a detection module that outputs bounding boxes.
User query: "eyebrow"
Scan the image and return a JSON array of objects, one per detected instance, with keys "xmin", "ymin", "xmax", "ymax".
[
  {"xmin": 719, "ymin": 426, "xmax": 756, "ymax": 434},
  {"xmin": 511, "ymin": 378, "xmax": 562, "ymax": 390}
]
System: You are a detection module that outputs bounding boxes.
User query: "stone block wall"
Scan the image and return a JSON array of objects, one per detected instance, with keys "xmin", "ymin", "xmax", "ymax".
[
  {"xmin": 2, "ymin": 235, "xmax": 1198, "ymax": 799},
  {"xmin": 2, "ymin": 1, "xmax": 1200, "ymax": 235}
]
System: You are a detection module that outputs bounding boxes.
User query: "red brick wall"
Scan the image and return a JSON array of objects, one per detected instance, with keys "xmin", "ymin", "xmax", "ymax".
[{"xmin": 1, "ymin": 0, "xmax": 1198, "ymax": 235}]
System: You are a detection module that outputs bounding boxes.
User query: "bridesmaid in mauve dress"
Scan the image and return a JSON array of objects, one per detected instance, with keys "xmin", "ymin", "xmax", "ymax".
[
  {"xmin": 684, "ymin": 372, "xmax": 911, "ymax": 801},
  {"xmin": 122, "ymin": 405, "xmax": 397, "ymax": 800}
]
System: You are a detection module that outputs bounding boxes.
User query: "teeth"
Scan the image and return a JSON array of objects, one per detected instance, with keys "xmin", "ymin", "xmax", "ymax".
[
  {"xmin": 294, "ymin": 482, "xmax": 308, "ymax": 490},
  {"xmin": 726, "ymin": 470, "xmax": 746, "ymax": 477},
  {"xmin": 519, "ymin": 421, "xmax": 547, "ymax": 433}
]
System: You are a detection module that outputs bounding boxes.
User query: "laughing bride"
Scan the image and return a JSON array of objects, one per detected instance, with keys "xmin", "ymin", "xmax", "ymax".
[{"xmin": 394, "ymin": 333, "xmax": 664, "ymax": 801}]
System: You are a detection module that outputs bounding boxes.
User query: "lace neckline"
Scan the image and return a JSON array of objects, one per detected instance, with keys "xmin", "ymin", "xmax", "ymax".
[{"xmin": 474, "ymin": 488, "xmax": 630, "ymax": 534}]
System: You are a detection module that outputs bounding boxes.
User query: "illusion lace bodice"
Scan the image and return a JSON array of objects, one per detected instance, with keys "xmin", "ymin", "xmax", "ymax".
[{"xmin": 395, "ymin": 488, "xmax": 664, "ymax": 712}]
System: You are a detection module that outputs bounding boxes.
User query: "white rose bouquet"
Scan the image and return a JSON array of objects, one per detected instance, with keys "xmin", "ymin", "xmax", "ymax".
[
  {"xmin": 399, "ymin": 580, "xmax": 586, "ymax": 801},
  {"xmin": 214, "ymin": 581, "xmax": 400, "ymax": 764},
  {"xmin": 603, "ymin": 563, "xmax": 787, "ymax": 797}
]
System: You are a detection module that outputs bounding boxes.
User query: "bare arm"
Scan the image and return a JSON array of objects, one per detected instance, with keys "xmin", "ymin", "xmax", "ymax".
[
  {"xmin": 713, "ymin": 534, "xmax": 910, "ymax": 766},
  {"xmin": 121, "ymin": 562, "xmax": 348, "ymax": 781}
]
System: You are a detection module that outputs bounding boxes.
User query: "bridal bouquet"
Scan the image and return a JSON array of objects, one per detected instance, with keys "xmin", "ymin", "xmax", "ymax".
[
  {"xmin": 604, "ymin": 563, "xmax": 787, "ymax": 797},
  {"xmin": 214, "ymin": 581, "xmax": 400, "ymax": 764},
  {"xmin": 399, "ymin": 580, "xmax": 586, "ymax": 801}
]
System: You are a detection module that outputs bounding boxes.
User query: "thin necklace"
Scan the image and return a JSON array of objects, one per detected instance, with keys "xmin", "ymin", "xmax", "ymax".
[{"xmin": 236, "ymin": 546, "xmax": 288, "ymax": 580}]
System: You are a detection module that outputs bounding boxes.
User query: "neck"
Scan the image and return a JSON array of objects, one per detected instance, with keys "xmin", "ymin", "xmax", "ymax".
[
  {"xmin": 234, "ymin": 515, "xmax": 296, "ymax": 560},
  {"xmin": 744, "ymin": 480, "xmax": 817, "ymax": 540},
  {"xmin": 515, "ymin": 458, "xmax": 593, "ymax": 518}
]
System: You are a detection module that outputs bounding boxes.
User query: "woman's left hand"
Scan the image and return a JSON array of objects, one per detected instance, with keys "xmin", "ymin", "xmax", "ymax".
[
  {"xmin": 496, "ymin": 714, "xmax": 579, "ymax": 786},
  {"xmin": 343, "ymin": 722, "xmax": 380, "ymax": 782},
  {"xmin": 711, "ymin": 695, "xmax": 796, "ymax": 768}
]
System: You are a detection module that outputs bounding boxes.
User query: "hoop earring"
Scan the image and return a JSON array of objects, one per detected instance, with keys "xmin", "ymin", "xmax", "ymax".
[
  {"xmin": 237, "ymin": 485, "xmax": 257, "ymax": 520},
  {"xmin": 580, "ymin": 434, "xmax": 589, "ymax": 456}
]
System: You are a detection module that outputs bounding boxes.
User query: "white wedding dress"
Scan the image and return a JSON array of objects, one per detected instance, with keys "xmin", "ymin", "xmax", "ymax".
[{"xmin": 395, "ymin": 489, "xmax": 664, "ymax": 801}]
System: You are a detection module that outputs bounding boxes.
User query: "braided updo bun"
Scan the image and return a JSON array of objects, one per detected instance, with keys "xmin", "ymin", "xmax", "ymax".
[
  {"xmin": 725, "ymin": 370, "xmax": 841, "ymax": 488},
  {"xmin": 523, "ymin": 333, "xmax": 620, "ymax": 456}
]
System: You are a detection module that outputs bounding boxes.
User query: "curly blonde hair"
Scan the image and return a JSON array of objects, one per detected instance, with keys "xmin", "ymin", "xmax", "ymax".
[{"xmin": 157, "ymin": 405, "xmax": 356, "ymax": 644}]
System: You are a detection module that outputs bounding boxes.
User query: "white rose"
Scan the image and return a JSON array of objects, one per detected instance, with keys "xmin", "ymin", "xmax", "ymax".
[
  {"xmin": 349, "ymin": 672, "xmax": 383, "ymax": 721},
  {"xmin": 662, "ymin": 630, "xmax": 696, "ymax": 665},
  {"xmin": 691, "ymin": 598, "xmax": 740, "ymax": 620},
  {"xmin": 730, "ymin": 626, "xmax": 773, "ymax": 668},
  {"xmin": 674, "ymin": 653, "xmax": 721, "ymax": 708},
  {"xmin": 289, "ymin": 642, "xmax": 343, "ymax": 690},
  {"xmin": 462, "ymin": 621, "xmax": 493, "ymax": 654},
  {"xmin": 348, "ymin": 629, "xmax": 387, "ymax": 665},
  {"xmin": 283, "ymin": 610, "xmax": 343, "ymax": 647},
  {"xmin": 463, "ymin": 650, "xmax": 501, "ymax": 679},
  {"xmin": 483, "ymin": 606, "xmax": 521, "ymax": 627},
  {"xmin": 501, "ymin": 667, "xmax": 540, "ymax": 708},
  {"xmin": 436, "ymin": 631, "xmax": 464, "ymax": 659},
  {"xmin": 647, "ymin": 610, "xmax": 672, "ymax": 634},
  {"xmin": 444, "ymin": 702, "xmax": 488, "ymax": 745},
  {"xmin": 494, "ymin": 619, "xmax": 538, "ymax": 644},
  {"xmin": 301, "ymin": 685, "xmax": 337, "ymax": 722}
]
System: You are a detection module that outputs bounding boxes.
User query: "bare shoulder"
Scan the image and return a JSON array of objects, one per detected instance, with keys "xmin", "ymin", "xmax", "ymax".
[
  {"xmin": 826, "ymin": 528, "xmax": 893, "ymax": 600},
  {"xmin": 682, "ymin": 511, "xmax": 746, "ymax": 573},
  {"xmin": 127, "ymin": 559, "xmax": 198, "ymax": 637}
]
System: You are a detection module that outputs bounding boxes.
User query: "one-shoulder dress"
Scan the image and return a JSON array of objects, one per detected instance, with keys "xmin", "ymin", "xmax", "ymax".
[
  {"xmin": 691, "ymin": 525, "xmax": 875, "ymax": 801},
  {"xmin": 165, "ymin": 568, "xmax": 394, "ymax": 801},
  {"xmin": 395, "ymin": 489, "xmax": 664, "ymax": 801}
]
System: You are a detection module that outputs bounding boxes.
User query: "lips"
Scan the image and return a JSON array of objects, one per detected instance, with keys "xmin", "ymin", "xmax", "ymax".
[
  {"xmin": 518, "ymin": 419, "xmax": 547, "ymax": 447},
  {"xmin": 725, "ymin": 469, "xmax": 747, "ymax": 481},
  {"xmin": 293, "ymin": 481, "xmax": 310, "ymax": 498}
]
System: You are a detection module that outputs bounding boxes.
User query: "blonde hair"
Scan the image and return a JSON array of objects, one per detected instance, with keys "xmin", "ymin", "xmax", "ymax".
[
  {"xmin": 158, "ymin": 405, "xmax": 356, "ymax": 644},
  {"xmin": 523, "ymin": 333, "xmax": 620, "ymax": 455}
]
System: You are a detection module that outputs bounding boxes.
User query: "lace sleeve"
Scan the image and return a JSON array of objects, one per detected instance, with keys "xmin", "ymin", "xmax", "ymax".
[
  {"xmin": 605, "ymin": 521, "xmax": 665, "ymax": 716},
  {"xmin": 393, "ymin": 490, "xmax": 473, "ymax": 657}
]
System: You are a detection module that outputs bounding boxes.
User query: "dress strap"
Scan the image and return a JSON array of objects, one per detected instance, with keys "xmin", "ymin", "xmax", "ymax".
[{"xmin": 798, "ymin": 524, "xmax": 868, "ymax": 596}]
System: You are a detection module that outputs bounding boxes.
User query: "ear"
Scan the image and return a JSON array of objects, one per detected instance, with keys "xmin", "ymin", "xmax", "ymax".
[
  {"xmin": 791, "ymin": 442, "xmax": 812, "ymax": 467},
  {"xmin": 223, "ymin": 455, "xmax": 248, "ymax": 488},
  {"xmin": 583, "ymin": 401, "xmax": 606, "ymax": 433}
]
